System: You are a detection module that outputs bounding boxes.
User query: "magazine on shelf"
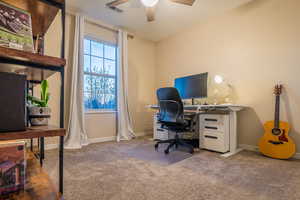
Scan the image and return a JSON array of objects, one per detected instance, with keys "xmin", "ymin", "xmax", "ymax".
[{"xmin": 0, "ymin": 1, "xmax": 34, "ymax": 52}]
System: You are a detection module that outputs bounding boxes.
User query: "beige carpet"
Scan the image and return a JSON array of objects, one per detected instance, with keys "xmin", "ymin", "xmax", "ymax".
[{"xmin": 44, "ymin": 138, "xmax": 300, "ymax": 200}]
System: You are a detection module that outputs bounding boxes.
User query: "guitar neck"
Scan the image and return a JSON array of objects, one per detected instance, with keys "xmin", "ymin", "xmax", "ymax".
[{"xmin": 274, "ymin": 95, "xmax": 280, "ymax": 128}]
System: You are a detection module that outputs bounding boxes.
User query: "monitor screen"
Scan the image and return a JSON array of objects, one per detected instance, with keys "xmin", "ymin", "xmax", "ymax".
[{"xmin": 174, "ymin": 73, "xmax": 208, "ymax": 99}]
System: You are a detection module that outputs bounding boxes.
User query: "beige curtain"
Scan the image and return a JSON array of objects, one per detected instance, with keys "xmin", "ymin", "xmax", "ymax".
[
  {"xmin": 65, "ymin": 14, "xmax": 89, "ymax": 149},
  {"xmin": 117, "ymin": 30, "xmax": 135, "ymax": 141}
]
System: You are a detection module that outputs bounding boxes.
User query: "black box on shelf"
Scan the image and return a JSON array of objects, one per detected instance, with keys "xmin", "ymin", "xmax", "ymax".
[{"xmin": 0, "ymin": 72, "xmax": 26, "ymax": 132}]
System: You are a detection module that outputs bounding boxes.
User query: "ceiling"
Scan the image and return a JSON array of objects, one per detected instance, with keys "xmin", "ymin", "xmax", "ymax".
[{"xmin": 67, "ymin": 0, "xmax": 252, "ymax": 42}]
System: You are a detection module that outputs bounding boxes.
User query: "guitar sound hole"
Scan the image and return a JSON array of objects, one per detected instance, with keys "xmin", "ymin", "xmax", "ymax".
[{"xmin": 272, "ymin": 128, "xmax": 282, "ymax": 136}]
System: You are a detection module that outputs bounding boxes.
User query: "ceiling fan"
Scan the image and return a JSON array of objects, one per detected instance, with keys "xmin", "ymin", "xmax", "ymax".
[{"xmin": 106, "ymin": 0, "xmax": 196, "ymax": 22}]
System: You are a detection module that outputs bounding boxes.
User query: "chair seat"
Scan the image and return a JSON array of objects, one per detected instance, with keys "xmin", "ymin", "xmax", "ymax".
[{"xmin": 159, "ymin": 120, "xmax": 190, "ymax": 132}]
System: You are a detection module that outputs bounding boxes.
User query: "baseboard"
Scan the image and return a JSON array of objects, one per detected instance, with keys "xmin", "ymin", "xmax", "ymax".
[
  {"xmin": 44, "ymin": 132, "xmax": 150, "ymax": 150},
  {"xmin": 44, "ymin": 136, "xmax": 117, "ymax": 150},
  {"xmin": 239, "ymin": 144, "xmax": 260, "ymax": 152},
  {"xmin": 88, "ymin": 136, "xmax": 117, "ymax": 144},
  {"xmin": 45, "ymin": 143, "xmax": 59, "ymax": 150},
  {"xmin": 135, "ymin": 131, "xmax": 152, "ymax": 137},
  {"xmin": 239, "ymin": 144, "xmax": 300, "ymax": 159}
]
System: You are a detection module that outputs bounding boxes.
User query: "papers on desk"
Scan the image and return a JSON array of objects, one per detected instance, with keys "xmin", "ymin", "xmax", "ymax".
[{"xmin": 147, "ymin": 104, "xmax": 246, "ymax": 112}]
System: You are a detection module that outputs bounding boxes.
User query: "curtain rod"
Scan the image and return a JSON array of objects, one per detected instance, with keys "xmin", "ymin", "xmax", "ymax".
[
  {"xmin": 84, "ymin": 18, "xmax": 134, "ymax": 39},
  {"xmin": 66, "ymin": 10, "xmax": 134, "ymax": 39}
]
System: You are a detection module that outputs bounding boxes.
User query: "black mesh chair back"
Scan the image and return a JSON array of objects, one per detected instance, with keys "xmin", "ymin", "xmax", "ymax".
[{"xmin": 156, "ymin": 87, "xmax": 185, "ymax": 124}]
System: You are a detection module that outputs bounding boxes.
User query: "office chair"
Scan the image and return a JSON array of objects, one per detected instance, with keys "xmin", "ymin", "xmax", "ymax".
[{"xmin": 155, "ymin": 87, "xmax": 195, "ymax": 154}]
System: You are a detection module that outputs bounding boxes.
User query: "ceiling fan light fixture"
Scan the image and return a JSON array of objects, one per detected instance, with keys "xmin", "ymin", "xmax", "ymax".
[{"xmin": 140, "ymin": 0, "xmax": 159, "ymax": 7}]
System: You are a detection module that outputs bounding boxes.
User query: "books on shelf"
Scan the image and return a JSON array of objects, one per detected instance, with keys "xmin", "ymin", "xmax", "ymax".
[
  {"xmin": 0, "ymin": 140, "xmax": 26, "ymax": 196},
  {"xmin": 0, "ymin": 1, "xmax": 34, "ymax": 52}
]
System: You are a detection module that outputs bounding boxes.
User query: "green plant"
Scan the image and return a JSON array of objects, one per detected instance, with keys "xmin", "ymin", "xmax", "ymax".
[{"xmin": 28, "ymin": 80, "xmax": 50, "ymax": 107}]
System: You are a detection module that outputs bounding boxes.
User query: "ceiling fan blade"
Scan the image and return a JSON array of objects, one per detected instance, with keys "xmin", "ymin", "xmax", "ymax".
[
  {"xmin": 169, "ymin": 0, "xmax": 195, "ymax": 6},
  {"xmin": 106, "ymin": 0, "xmax": 129, "ymax": 7},
  {"xmin": 146, "ymin": 7, "xmax": 155, "ymax": 22}
]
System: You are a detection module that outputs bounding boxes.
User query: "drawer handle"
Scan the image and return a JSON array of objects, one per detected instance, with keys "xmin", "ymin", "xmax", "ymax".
[
  {"xmin": 205, "ymin": 126, "xmax": 218, "ymax": 130},
  {"xmin": 204, "ymin": 135, "xmax": 218, "ymax": 139},
  {"xmin": 205, "ymin": 118, "xmax": 218, "ymax": 122}
]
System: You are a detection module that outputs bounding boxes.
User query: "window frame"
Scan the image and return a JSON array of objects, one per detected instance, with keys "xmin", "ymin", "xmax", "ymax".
[{"xmin": 83, "ymin": 35, "xmax": 118, "ymax": 113}]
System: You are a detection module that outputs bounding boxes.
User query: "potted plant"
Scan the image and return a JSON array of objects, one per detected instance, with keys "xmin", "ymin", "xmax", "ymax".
[{"xmin": 27, "ymin": 80, "xmax": 51, "ymax": 126}]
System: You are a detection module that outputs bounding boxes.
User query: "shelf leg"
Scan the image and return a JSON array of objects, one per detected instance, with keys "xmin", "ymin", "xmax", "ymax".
[
  {"xmin": 59, "ymin": 64, "xmax": 65, "ymax": 195},
  {"xmin": 38, "ymin": 138, "xmax": 40, "ymax": 149},
  {"xmin": 30, "ymin": 139, "xmax": 33, "ymax": 151},
  {"xmin": 59, "ymin": 2, "xmax": 66, "ymax": 194},
  {"xmin": 40, "ymin": 137, "xmax": 45, "ymax": 166},
  {"xmin": 59, "ymin": 136, "xmax": 64, "ymax": 194}
]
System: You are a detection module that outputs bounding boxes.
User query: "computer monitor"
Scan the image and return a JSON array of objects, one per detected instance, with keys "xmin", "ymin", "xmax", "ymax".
[{"xmin": 174, "ymin": 72, "xmax": 208, "ymax": 104}]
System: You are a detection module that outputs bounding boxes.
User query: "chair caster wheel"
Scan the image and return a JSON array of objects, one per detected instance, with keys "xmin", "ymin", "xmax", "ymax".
[
  {"xmin": 189, "ymin": 149, "xmax": 194, "ymax": 154},
  {"xmin": 164, "ymin": 149, "xmax": 169, "ymax": 154},
  {"xmin": 155, "ymin": 143, "xmax": 159, "ymax": 150}
]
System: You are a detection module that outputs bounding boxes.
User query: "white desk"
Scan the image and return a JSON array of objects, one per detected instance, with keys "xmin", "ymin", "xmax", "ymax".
[{"xmin": 148, "ymin": 104, "xmax": 246, "ymax": 157}]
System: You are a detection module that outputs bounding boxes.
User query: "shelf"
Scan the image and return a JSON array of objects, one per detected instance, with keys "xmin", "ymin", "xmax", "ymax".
[
  {"xmin": 7, "ymin": 151, "xmax": 61, "ymax": 200},
  {"xmin": 0, "ymin": 46, "xmax": 66, "ymax": 67},
  {"xmin": 0, "ymin": 125, "xmax": 66, "ymax": 141},
  {"xmin": 0, "ymin": 46, "xmax": 66, "ymax": 80},
  {"xmin": 1, "ymin": 0, "xmax": 65, "ymax": 37}
]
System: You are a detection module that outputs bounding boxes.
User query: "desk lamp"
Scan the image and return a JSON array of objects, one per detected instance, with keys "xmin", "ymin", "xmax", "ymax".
[{"xmin": 213, "ymin": 75, "xmax": 233, "ymax": 104}]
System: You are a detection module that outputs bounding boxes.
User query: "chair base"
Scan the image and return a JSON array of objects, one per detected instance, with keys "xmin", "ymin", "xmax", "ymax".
[{"xmin": 155, "ymin": 134, "xmax": 194, "ymax": 154}]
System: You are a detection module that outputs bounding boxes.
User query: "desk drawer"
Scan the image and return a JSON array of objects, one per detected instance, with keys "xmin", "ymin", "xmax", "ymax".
[
  {"xmin": 202, "ymin": 130, "xmax": 225, "ymax": 138},
  {"xmin": 200, "ymin": 114, "xmax": 229, "ymax": 132},
  {"xmin": 203, "ymin": 135, "xmax": 228, "ymax": 153},
  {"xmin": 202, "ymin": 131, "xmax": 229, "ymax": 153},
  {"xmin": 202, "ymin": 124, "xmax": 225, "ymax": 132},
  {"xmin": 154, "ymin": 128, "xmax": 169, "ymax": 140},
  {"xmin": 202, "ymin": 114, "xmax": 226, "ymax": 124}
]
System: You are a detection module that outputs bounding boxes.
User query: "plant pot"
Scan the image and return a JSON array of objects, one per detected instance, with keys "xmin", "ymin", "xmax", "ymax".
[{"xmin": 28, "ymin": 106, "xmax": 51, "ymax": 126}]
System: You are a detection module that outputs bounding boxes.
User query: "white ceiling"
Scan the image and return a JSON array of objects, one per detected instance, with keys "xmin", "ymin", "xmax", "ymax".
[{"xmin": 67, "ymin": 0, "xmax": 252, "ymax": 41}]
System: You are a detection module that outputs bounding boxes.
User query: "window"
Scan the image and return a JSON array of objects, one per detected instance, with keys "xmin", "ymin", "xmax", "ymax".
[{"xmin": 83, "ymin": 38, "xmax": 117, "ymax": 111}]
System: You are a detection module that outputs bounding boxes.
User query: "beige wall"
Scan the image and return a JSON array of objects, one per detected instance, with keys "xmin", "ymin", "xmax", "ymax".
[
  {"xmin": 128, "ymin": 37, "xmax": 157, "ymax": 134},
  {"xmin": 155, "ymin": 0, "xmax": 300, "ymax": 151},
  {"xmin": 42, "ymin": 13, "xmax": 156, "ymax": 144}
]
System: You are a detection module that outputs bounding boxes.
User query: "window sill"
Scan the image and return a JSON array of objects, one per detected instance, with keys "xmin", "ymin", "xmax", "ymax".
[{"xmin": 85, "ymin": 110, "xmax": 117, "ymax": 115}]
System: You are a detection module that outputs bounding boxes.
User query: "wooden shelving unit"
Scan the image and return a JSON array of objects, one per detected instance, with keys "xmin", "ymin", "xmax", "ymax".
[
  {"xmin": 7, "ymin": 151, "xmax": 61, "ymax": 200},
  {"xmin": 0, "ymin": 46, "xmax": 66, "ymax": 81},
  {"xmin": 0, "ymin": 46, "xmax": 66, "ymax": 67},
  {"xmin": 0, "ymin": 126, "xmax": 65, "ymax": 200},
  {"xmin": 0, "ymin": 126, "xmax": 65, "ymax": 141},
  {"xmin": 0, "ymin": 0, "xmax": 66, "ymax": 198}
]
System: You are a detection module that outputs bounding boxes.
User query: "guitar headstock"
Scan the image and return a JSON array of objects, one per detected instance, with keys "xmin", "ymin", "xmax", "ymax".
[{"xmin": 274, "ymin": 84, "xmax": 283, "ymax": 96}]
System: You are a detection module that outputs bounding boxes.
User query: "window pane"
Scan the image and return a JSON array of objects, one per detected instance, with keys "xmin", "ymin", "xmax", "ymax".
[
  {"xmin": 84, "ymin": 75, "xmax": 116, "ymax": 110},
  {"xmin": 83, "ymin": 39, "xmax": 117, "ymax": 111},
  {"xmin": 84, "ymin": 39, "xmax": 90, "ymax": 54},
  {"xmin": 84, "ymin": 74, "xmax": 92, "ymax": 92},
  {"xmin": 104, "ymin": 59, "xmax": 116, "ymax": 76},
  {"xmin": 91, "ymin": 56, "xmax": 103, "ymax": 74},
  {"xmin": 84, "ymin": 75, "xmax": 92, "ymax": 110},
  {"xmin": 91, "ymin": 41, "xmax": 103, "ymax": 57},
  {"xmin": 104, "ymin": 45, "xmax": 116, "ymax": 60},
  {"xmin": 84, "ymin": 55, "xmax": 91, "ymax": 72}
]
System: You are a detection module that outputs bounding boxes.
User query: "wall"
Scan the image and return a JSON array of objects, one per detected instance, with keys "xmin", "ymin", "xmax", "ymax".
[
  {"xmin": 155, "ymin": 0, "xmax": 300, "ymax": 151},
  {"xmin": 128, "ymin": 37, "xmax": 157, "ymax": 134},
  {"xmin": 41, "ymin": 13, "xmax": 156, "ymax": 146}
]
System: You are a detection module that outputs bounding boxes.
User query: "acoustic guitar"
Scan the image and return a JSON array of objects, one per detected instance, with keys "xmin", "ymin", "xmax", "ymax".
[{"xmin": 258, "ymin": 85, "xmax": 296, "ymax": 159}]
